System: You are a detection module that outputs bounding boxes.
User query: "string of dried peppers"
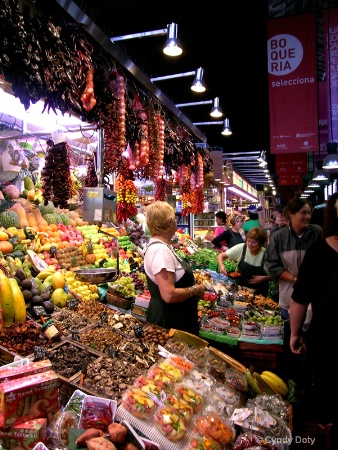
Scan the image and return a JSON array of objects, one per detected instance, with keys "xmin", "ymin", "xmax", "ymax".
[{"xmin": 115, "ymin": 175, "xmax": 138, "ymax": 223}]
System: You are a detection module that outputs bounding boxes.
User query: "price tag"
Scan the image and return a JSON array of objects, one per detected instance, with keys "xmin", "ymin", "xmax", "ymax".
[
  {"xmin": 34, "ymin": 346, "xmax": 47, "ymax": 361},
  {"xmin": 133, "ymin": 325, "xmax": 144, "ymax": 339},
  {"xmin": 32, "ymin": 305, "xmax": 47, "ymax": 318},
  {"xmin": 140, "ymin": 342, "xmax": 149, "ymax": 353},
  {"xmin": 108, "ymin": 346, "xmax": 118, "ymax": 358},
  {"xmin": 100, "ymin": 312, "xmax": 108, "ymax": 324},
  {"xmin": 81, "ymin": 359, "xmax": 89, "ymax": 376},
  {"xmin": 67, "ymin": 298, "xmax": 78, "ymax": 310},
  {"xmin": 71, "ymin": 330, "xmax": 80, "ymax": 341}
]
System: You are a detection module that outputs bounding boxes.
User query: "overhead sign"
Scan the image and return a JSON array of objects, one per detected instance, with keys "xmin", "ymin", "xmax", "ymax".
[{"xmin": 268, "ymin": 13, "xmax": 318, "ymax": 154}]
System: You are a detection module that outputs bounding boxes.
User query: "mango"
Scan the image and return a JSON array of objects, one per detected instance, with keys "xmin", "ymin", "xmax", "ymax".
[
  {"xmin": 51, "ymin": 288, "xmax": 67, "ymax": 308},
  {"xmin": 51, "ymin": 272, "xmax": 66, "ymax": 290}
]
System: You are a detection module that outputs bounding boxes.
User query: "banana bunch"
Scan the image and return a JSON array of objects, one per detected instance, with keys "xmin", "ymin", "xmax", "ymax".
[
  {"xmin": 36, "ymin": 266, "xmax": 56, "ymax": 280},
  {"xmin": 260, "ymin": 371, "xmax": 288, "ymax": 397}
]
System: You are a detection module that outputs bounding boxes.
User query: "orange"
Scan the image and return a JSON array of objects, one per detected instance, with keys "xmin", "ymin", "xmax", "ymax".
[{"xmin": 0, "ymin": 241, "xmax": 13, "ymax": 254}]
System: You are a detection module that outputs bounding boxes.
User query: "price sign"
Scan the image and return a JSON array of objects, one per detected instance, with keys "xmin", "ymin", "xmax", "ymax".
[
  {"xmin": 67, "ymin": 298, "xmax": 78, "ymax": 310},
  {"xmin": 34, "ymin": 346, "xmax": 47, "ymax": 361},
  {"xmin": 108, "ymin": 346, "xmax": 118, "ymax": 358},
  {"xmin": 100, "ymin": 312, "xmax": 108, "ymax": 324},
  {"xmin": 140, "ymin": 342, "xmax": 149, "ymax": 353},
  {"xmin": 71, "ymin": 330, "xmax": 80, "ymax": 341},
  {"xmin": 32, "ymin": 305, "xmax": 47, "ymax": 318},
  {"xmin": 133, "ymin": 325, "xmax": 144, "ymax": 339},
  {"xmin": 81, "ymin": 359, "xmax": 89, "ymax": 376}
]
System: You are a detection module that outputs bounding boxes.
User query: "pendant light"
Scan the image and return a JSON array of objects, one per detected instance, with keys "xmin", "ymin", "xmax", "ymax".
[{"xmin": 322, "ymin": 142, "xmax": 338, "ymax": 172}]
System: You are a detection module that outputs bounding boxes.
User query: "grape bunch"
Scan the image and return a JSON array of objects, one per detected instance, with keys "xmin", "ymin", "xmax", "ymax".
[
  {"xmin": 129, "ymin": 271, "xmax": 147, "ymax": 291},
  {"xmin": 127, "ymin": 223, "xmax": 146, "ymax": 246},
  {"xmin": 110, "ymin": 276, "xmax": 136, "ymax": 299}
]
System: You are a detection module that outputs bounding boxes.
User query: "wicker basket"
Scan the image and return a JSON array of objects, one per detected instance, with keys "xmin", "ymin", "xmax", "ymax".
[
  {"xmin": 169, "ymin": 329, "xmax": 209, "ymax": 348},
  {"xmin": 106, "ymin": 292, "xmax": 133, "ymax": 310}
]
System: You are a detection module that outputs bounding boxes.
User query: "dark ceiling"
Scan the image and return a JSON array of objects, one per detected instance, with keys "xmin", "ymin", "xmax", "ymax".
[
  {"xmin": 52, "ymin": 0, "xmax": 337, "ymax": 192},
  {"xmin": 68, "ymin": 0, "xmax": 272, "ymax": 188}
]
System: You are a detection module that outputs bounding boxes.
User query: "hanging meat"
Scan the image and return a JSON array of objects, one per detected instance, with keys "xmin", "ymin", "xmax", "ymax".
[{"xmin": 41, "ymin": 139, "xmax": 72, "ymax": 209}]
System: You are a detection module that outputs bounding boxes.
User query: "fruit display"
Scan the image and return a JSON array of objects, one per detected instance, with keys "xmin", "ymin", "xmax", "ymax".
[
  {"xmin": 154, "ymin": 405, "xmax": 187, "ymax": 441},
  {"xmin": 121, "ymin": 387, "xmax": 156, "ymax": 419}
]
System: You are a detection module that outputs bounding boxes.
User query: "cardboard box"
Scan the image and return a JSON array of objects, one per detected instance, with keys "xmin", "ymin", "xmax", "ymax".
[
  {"xmin": 0, "ymin": 359, "xmax": 52, "ymax": 383},
  {"xmin": 0, "ymin": 418, "xmax": 47, "ymax": 449},
  {"xmin": 0, "ymin": 370, "xmax": 59, "ymax": 429}
]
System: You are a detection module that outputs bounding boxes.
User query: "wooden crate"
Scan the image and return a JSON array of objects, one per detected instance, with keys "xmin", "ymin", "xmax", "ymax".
[{"xmin": 169, "ymin": 328, "xmax": 209, "ymax": 348}]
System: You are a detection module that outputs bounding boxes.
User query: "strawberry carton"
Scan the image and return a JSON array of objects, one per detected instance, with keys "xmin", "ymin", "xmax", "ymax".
[
  {"xmin": 0, "ymin": 359, "xmax": 52, "ymax": 384},
  {"xmin": 0, "ymin": 418, "xmax": 47, "ymax": 449},
  {"xmin": 0, "ymin": 370, "xmax": 60, "ymax": 429}
]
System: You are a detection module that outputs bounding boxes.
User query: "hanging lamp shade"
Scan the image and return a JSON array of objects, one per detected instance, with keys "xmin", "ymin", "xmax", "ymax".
[
  {"xmin": 191, "ymin": 68, "xmax": 206, "ymax": 92},
  {"xmin": 163, "ymin": 23, "xmax": 183, "ymax": 56},
  {"xmin": 312, "ymin": 161, "xmax": 329, "ymax": 181},
  {"xmin": 322, "ymin": 142, "xmax": 338, "ymax": 172}
]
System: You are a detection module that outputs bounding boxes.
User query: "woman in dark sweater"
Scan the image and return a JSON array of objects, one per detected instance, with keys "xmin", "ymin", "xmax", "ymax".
[{"xmin": 212, "ymin": 215, "xmax": 244, "ymax": 250}]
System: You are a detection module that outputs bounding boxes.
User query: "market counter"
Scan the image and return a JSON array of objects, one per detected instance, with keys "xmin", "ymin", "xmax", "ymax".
[{"xmin": 199, "ymin": 330, "xmax": 283, "ymax": 372}]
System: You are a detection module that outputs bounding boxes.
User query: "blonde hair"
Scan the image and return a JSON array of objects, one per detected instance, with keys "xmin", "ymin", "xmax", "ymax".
[
  {"xmin": 230, "ymin": 215, "xmax": 243, "ymax": 226},
  {"xmin": 145, "ymin": 201, "xmax": 175, "ymax": 235}
]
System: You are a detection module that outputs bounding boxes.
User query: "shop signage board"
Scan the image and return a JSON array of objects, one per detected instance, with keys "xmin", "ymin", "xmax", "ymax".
[
  {"xmin": 275, "ymin": 153, "xmax": 308, "ymax": 175},
  {"xmin": 268, "ymin": 13, "xmax": 318, "ymax": 154},
  {"xmin": 278, "ymin": 174, "xmax": 303, "ymax": 185}
]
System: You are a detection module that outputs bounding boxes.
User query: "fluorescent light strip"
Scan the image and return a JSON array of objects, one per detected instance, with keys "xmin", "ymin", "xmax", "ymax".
[{"xmin": 227, "ymin": 186, "xmax": 258, "ymax": 202}]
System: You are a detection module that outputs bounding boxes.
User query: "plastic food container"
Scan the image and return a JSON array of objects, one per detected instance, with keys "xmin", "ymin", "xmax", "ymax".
[
  {"xmin": 194, "ymin": 412, "xmax": 235, "ymax": 447},
  {"xmin": 164, "ymin": 394, "xmax": 193, "ymax": 423},
  {"xmin": 260, "ymin": 324, "xmax": 283, "ymax": 336},
  {"xmin": 134, "ymin": 375, "xmax": 163, "ymax": 399},
  {"xmin": 121, "ymin": 387, "xmax": 157, "ymax": 419},
  {"xmin": 241, "ymin": 330, "xmax": 261, "ymax": 340},
  {"xmin": 47, "ymin": 410, "xmax": 78, "ymax": 448},
  {"xmin": 177, "ymin": 385, "xmax": 203, "ymax": 414},
  {"xmin": 79, "ymin": 395, "xmax": 117, "ymax": 431},
  {"xmin": 168, "ymin": 354, "xmax": 194, "ymax": 374},
  {"xmin": 226, "ymin": 326, "xmax": 241, "ymax": 338},
  {"xmin": 262, "ymin": 334, "xmax": 283, "ymax": 341},
  {"xmin": 242, "ymin": 321, "xmax": 259, "ymax": 331},
  {"xmin": 212, "ymin": 327, "xmax": 225, "ymax": 335},
  {"xmin": 159, "ymin": 361, "xmax": 184, "ymax": 382},
  {"xmin": 154, "ymin": 405, "xmax": 187, "ymax": 441},
  {"xmin": 200, "ymin": 323, "xmax": 212, "ymax": 332},
  {"xmin": 147, "ymin": 366, "xmax": 175, "ymax": 390},
  {"xmin": 209, "ymin": 318, "xmax": 230, "ymax": 330}
]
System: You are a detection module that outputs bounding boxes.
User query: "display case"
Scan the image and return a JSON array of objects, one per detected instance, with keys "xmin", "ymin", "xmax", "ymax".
[{"xmin": 193, "ymin": 212, "xmax": 216, "ymax": 238}]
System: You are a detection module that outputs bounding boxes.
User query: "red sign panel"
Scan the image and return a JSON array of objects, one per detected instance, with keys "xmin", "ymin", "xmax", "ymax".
[
  {"xmin": 278, "ymin": 174, "xmax": 304, "ymax": 186},
  {"xmin": 324, "ymin": 8, "xmax": 338, "ymax": 142},
  {"xmin": 268, "ymin": 13, "xmax": 318, "ymax": 154},
  {"xmin": 275, "ymin": 153, "xmax": 308, "ymax": 175}
]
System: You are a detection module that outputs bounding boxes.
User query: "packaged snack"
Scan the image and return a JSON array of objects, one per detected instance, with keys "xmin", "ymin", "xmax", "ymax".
[
  {"xmin": 159, "ymin": 360, "xmax": 184, "ymax": 382},
  {"xmin": 168, "ymin": 354, "xmax": 194, "ymax": 374},
  {"xmin": 79, "ymin": 395, "xmax": 117, "ymax": 431},
  {"xmin": 189, "ymin": 434, "xmax": 222, "ymax": 450},
  {"xmin": 154, "ymin": 405, "xmax": 187, "ymax": 441},
  {"xmin": 185, "ymin": 346, "xmax": 209, "ymax": 370},
  {"xmin": 164, "ymin": 338, "xmax": 187, "ymax": 355},
  {"xmin": 121, "ymin": 388, "xmax": 156, "ymax": 419},
  {"xmin": 147, "ymin": 366, "xmax": 175, "ymax": 390},
  {"xmin": 134, "ymin": 375, "xmax": 163, "ymax": 399},
  {"xmin": 185, "ymin": 371, "xmax": 214, "ymax": 397},
  {"xmin": 195, "ymin": 413, "xmax": 234, "ymax": 448},
  {"xmin": 177, "ymin": 385, "xmax": 203, "ymax": 414},
  {"xmin": 164, "ymin": 394, "xmax": 193, "ymax": 423}
]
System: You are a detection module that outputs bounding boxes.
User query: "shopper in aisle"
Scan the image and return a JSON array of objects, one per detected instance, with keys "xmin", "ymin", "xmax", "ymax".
[
  {"xmin": 217, "ymin": 227, "xmax": 272, "ymax": 296},
  {"xmin": 143, "ymin": 201, "xmax": 205, "ymax": 335},
  {"xmin": 264, "ymin": 197, "xmax": 323, "ymax": 320},
  {"xmin": 211, "ymin": 210, "xmax": 228, "ymax": 250},
  {"xmin": 211, "ymin": 215, "xmax": 244, "ymax": 250},
  {"xmin": 289, "ymin": 192, "xmax": 338, "ymax": 449},
  {"xmin": 242, "ymin": 206, "xmax": 262, "ymax": 234}
]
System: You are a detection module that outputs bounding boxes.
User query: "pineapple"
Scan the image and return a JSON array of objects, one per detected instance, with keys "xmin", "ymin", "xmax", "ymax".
[
  {"xmin": 85, "ymin": 241, "xmax": 96, "ymax": 265},
  {"xmin": 70, "ymin": 256, "xmax": 79, "ymax": 269}
]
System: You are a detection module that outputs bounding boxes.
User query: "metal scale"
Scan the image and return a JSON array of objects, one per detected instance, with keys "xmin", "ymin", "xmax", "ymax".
[{"xmin": 82, "ymin": 129, "xmax": 117, "ymax": 223}]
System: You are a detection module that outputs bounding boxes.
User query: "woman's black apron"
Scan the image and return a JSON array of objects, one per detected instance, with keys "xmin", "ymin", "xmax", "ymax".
[
  {"xmin": 237, "ymin": 245, "xmax": 269, "ymax": 296},
  {"xmin": 144, "ymin": 242, "xmax": 199, "ymax": 335}
]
